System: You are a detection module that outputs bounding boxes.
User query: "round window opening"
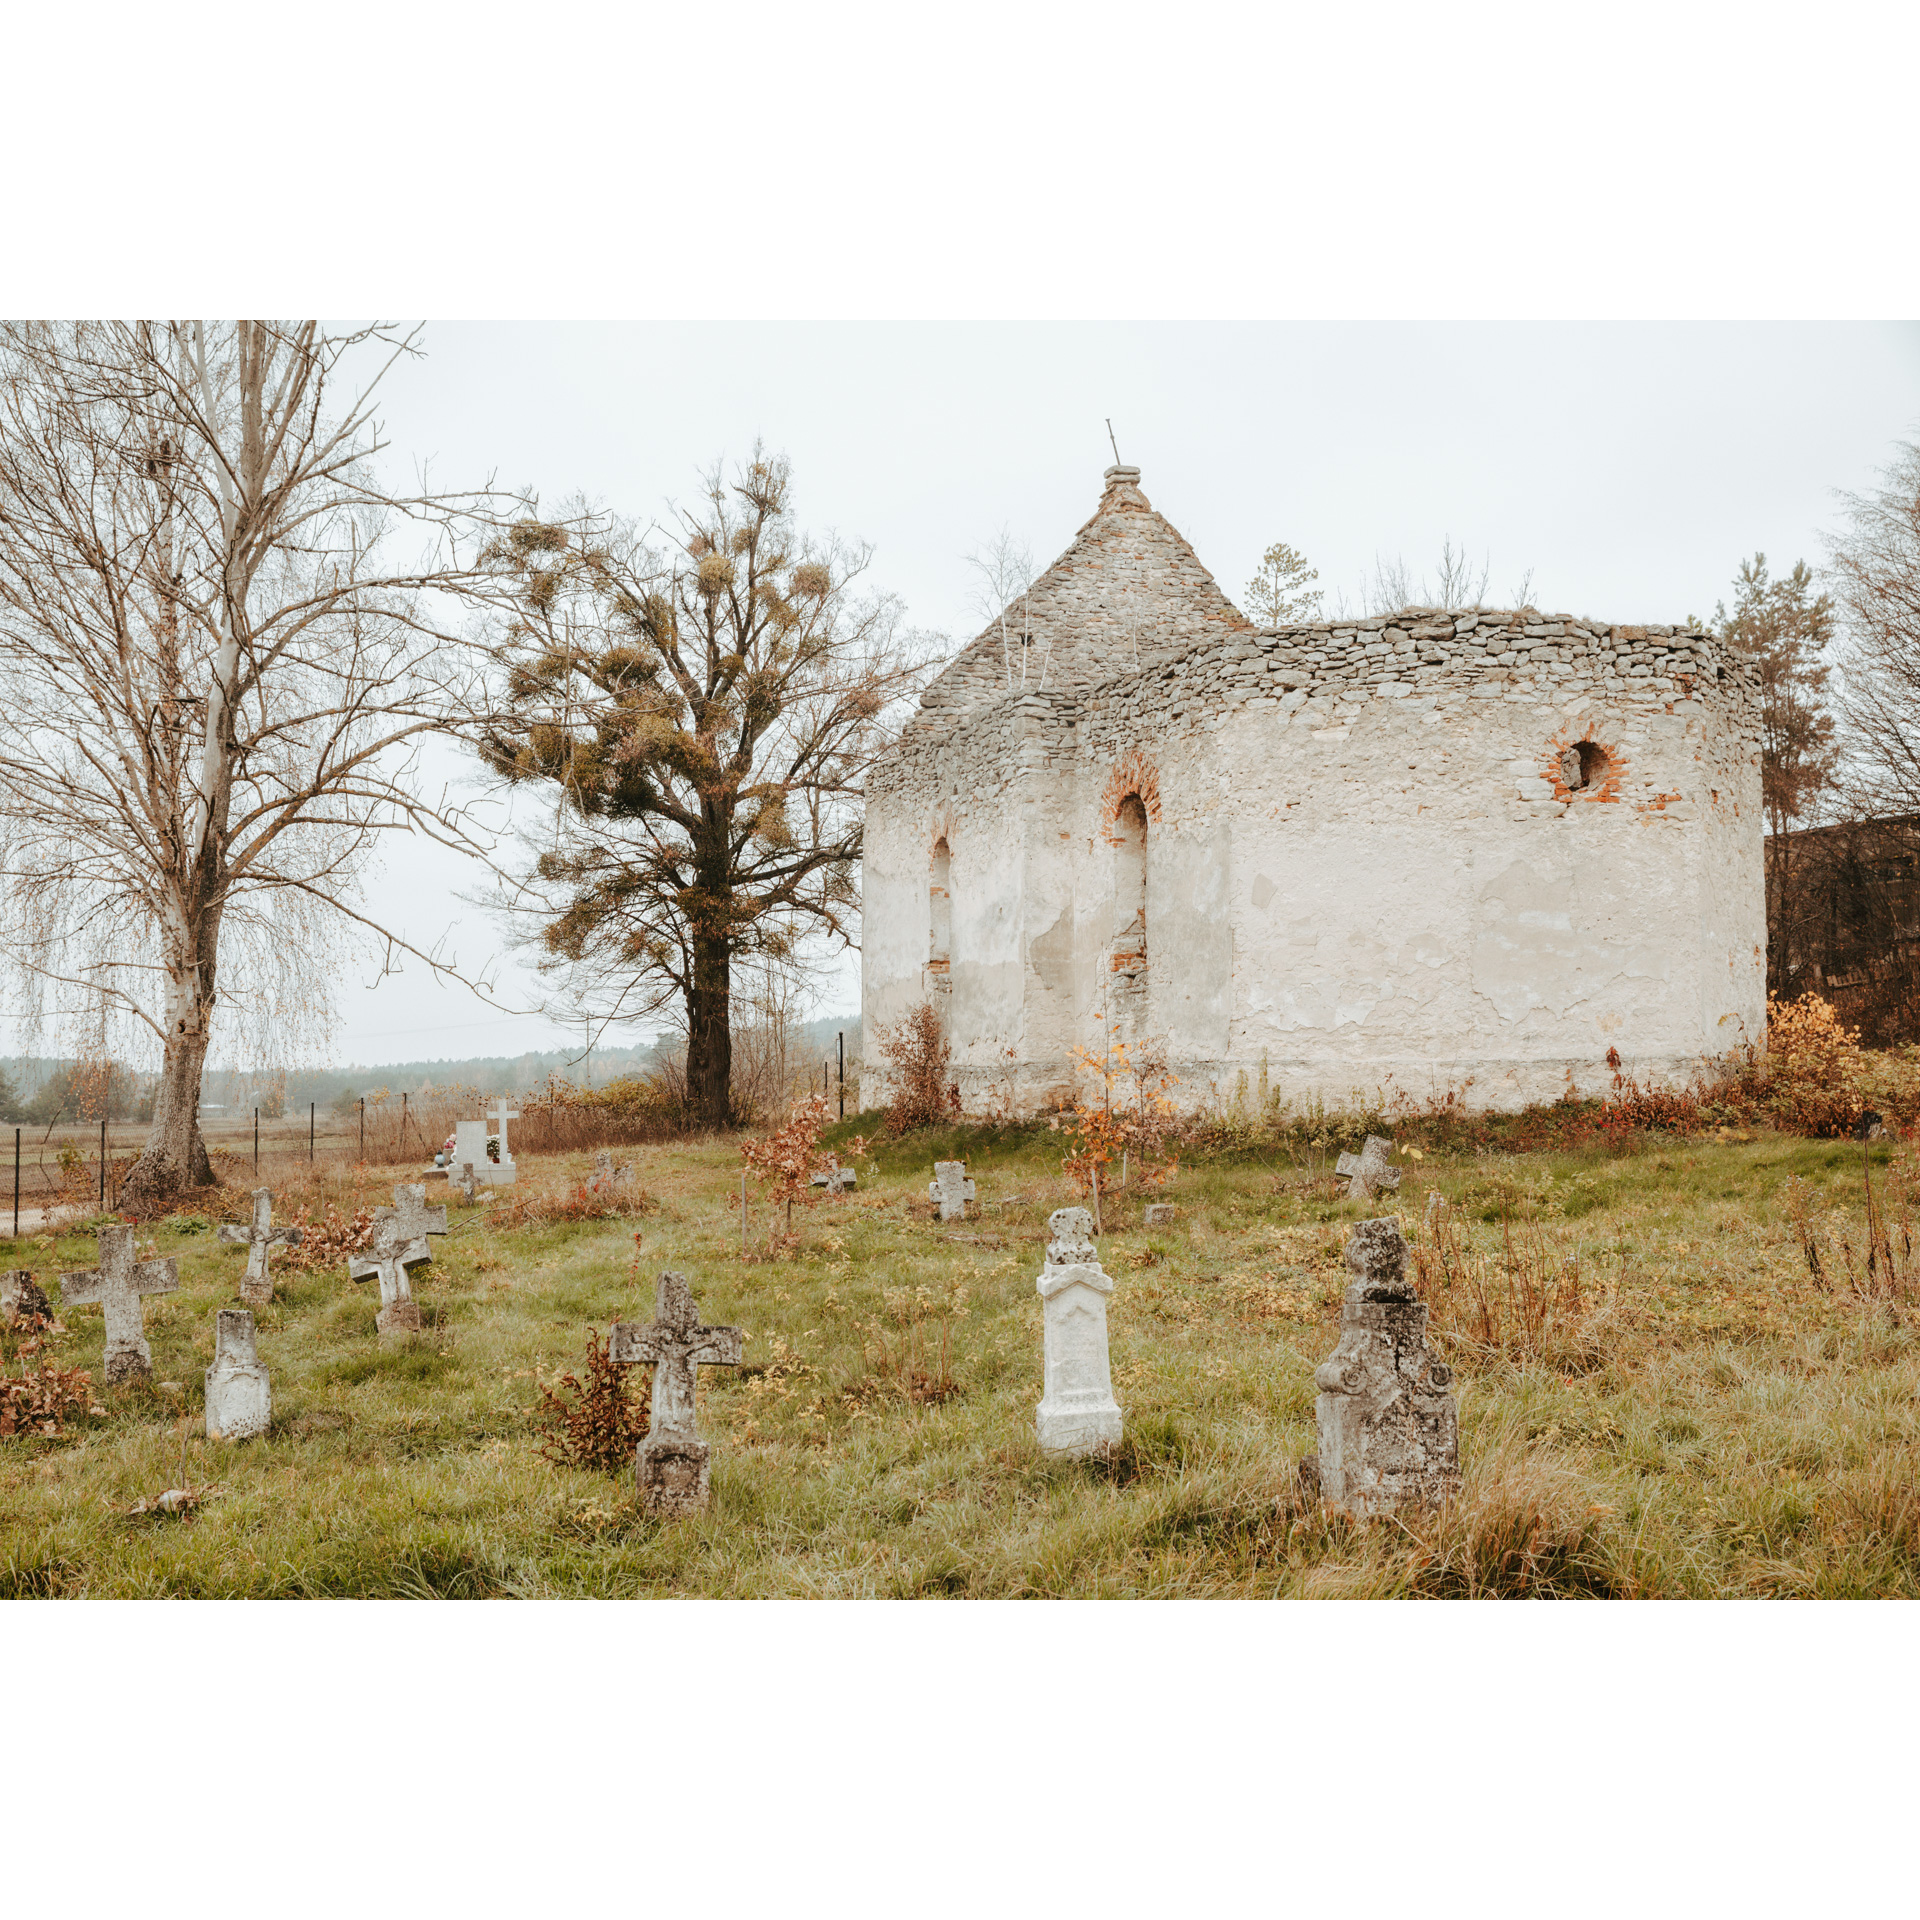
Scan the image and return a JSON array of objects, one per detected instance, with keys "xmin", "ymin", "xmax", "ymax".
[{"xmin": 1560, "ymin": 740, "xmax": 1612, "ymax": 792}]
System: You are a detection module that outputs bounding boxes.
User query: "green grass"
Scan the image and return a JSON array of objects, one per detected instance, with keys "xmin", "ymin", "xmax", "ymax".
[{"xmin": 5, "ymin": 1127, "xmax": 1920, "ymax": 1597}]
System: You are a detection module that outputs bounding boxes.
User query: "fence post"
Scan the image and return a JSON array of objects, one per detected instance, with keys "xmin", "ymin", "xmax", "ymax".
[
  {"xmin": 99, "ymin": 1117, "xmax": 107, "ymax": 1209},
  {"xmin": 310, "ymin": 1102, "xmax": 315, "ymax": 1164},
  {"xmin": 12, "ymin": 1126, "xmax": 18, "ymax": 1238},
  {"xmin": 741, "ymin": 1170, "xmax": 748, "ymax": 1254},
  {"xmin": 254, "ymin": 1107, "xmax": 259, "ymax": 1171},
  {"xmin": 838, "ymin": 1031, "xmax": 844, "ymax": 1119},
  {"xmin": 358, "ymin": 1097, "xmax": 365, "ymax": 1162}
]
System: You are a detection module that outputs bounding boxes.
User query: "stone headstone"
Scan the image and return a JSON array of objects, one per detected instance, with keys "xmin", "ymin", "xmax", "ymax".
[
  {"xmin": 1035, "ymin": 1206, "xmax": 1123, "ymax": 1456},
  {"xmin": 928, "ymin": 1161, "xmax": 976, "ymax": 1222},
  {"xmin": 217, "ymin": 1188, "xmax": 301, "ymax": 1309},
  {"xmin": 59, "ymin": 1225, "xmax": 179, "ymax": 1385},
  {"xmin": 204, "ymin": 1308, "xmax": 271, "ymax": 1441},
  {"xmin": 1, "ymin": 1269, "xmax": 53, "ymax": 1329},
  {"xmin": 1310, "ymin": 1217, "xmax": 1459, "ymax": 1516},
  {"xmin": 1144, "ymin": 1203, "xmax": 1175, "ymax": 1227},
  {"xmin": 453, "ymin": 1120, "xmax": 489, "ymax": 1182},
  {"xmin": 610, "ymin": 1272, "xmax": 743, "ymax": 1516},
  {"xmin": 487, "ymin": 1099, "xmax": 521, "ymax": 1184},
  {"xmin": 453, "ymin": 1162, "xmax": 479, "ymax": 1203},
  {"xmin": 810, "ymin": 1163, "xmax": 857, "ymax": 1194},
  {"xmin": 586, "ymin": 1148, "xmax": 633, "ymax": 1197},
  {"xmin": 348, "ymin": 1186, "xmax": 445, "ymax": 1339},
  {"xmin": 1335, "ymin": 1135, "xmax": 1402, "ymax": 1200}
]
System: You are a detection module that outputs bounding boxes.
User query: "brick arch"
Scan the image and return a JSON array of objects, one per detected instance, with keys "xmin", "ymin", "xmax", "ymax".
[{"xmin": 1100, "ymin": 749, "xmax": 1163, "ymax": 836}]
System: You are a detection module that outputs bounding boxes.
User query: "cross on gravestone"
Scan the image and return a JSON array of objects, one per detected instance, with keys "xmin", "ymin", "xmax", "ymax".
[
  {"xmin": 453, "ymin": 1162, "xmax": 479, "ymax": 1203},
  {"xmin": 2, "ymin": 1269, "xmax": 53, "ymax": 1329},
  {"xmin": 204, "ymin": 1308, "xmax": 271, "ymax": 1442},
  {"xmin": 1335, "ymin": 1135, "xmax": 1402, "ymax": 1201},
  {"xmin": 217, "ymin": 1188, "xmax": 302, "ymax": 1309},
  {"xmin": 59, "ymin": 1224, "xmax": 179, "ymax": 1385},
  {"xmin": 487, "ymin": 1099, "xmax": 520, "ymax": 1169},
  {"xmin": 810, "ymin": 1163, "xmax": 857, "ymax": 1194},
  {"xmin": 928, "ymin": 1161, "xmax": 976, "ymax": 1221},
  {"xmin": 1307, "ymin": 1217, "xmax": 1459, "ymax": 1516},
  {"xmin": 349, "ymin": 1214, "xmax": 425, "ymax": 1336},
  {"xmin": 609, "ymin": 1272, "xmax": 743, "ymax": 1516},
  {"xmin": 1034, "ymin": 1206, "xmax": 1124, "ymax": 1456}
]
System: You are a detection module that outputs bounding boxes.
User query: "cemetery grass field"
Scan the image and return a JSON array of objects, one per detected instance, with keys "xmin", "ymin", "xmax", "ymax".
[{"xmin": 7, "ymin": 1119, "xmax": 1920, "ymax": 1599}]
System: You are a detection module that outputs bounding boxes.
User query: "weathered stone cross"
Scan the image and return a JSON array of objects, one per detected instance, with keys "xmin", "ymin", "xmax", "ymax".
[
  {"xmin": 60, "ymin": 1223, "xmax": 179, "ymax": 1385},
  {"xmin": 810, "ymin": 1161, "xmax": 857, "ymax": 1194},
  {"xmin": 928, "ymin": 1160, "xmax": 976, "ymax": 1221},
  {"xmin": 218, "ymin": 1187, "xmax": 302, "ymax": 1308},
  {"xmin": 587, "ymin": 1148, "xmax": 631, "ymax": 1196},
  {"xmin": 610, "ymin": 1271, "xmax": 742, "ymax": 1516},
  {"xmin": 1336, "ymin": 1135, "xmax": 1402, "ymax": 1201},
  {"xmin": 350, "ymin": 1183, "xmax": 447, "ymax": 1336}
]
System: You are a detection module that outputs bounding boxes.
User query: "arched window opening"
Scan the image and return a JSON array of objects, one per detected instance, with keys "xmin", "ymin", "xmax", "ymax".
[
  {"xmin": 1559, "ymin": 740, "xmax": 1613, "ymax": 793},
  {"xmin": 929, "ymin": 838, "xmax": 952, "ymax": 976},
  {"xmin": 1112, "ymin": 795, "xmax": 1147, "ymax": 966}
]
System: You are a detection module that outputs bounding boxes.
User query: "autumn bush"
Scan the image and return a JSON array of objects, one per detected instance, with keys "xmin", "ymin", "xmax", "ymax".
[
  {"xmin": 528, "ymin": 1328, "xmax": 650, "ymax": 1475},
  {"xmin": 875, "ymin": 1002, "xmax": 959, "ymax": 1134},
  {"xmin": 1051, "ymin": 1040, "xmax": 1182, "ymax": 1194}
]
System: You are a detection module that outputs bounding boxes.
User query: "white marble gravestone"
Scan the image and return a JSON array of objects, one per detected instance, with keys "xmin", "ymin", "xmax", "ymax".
[
  {"xmin": 453, "ymin": 1120, "xmax": 489, "ymax": 1182},
  {"xmin": 1336, "ymin": 1135, "xmax": 1402, "ymax": 1201},
  {"xmin": 217, "ymin": 1188, "xmax": 301, "ymax": 1309},
  {"xmin": 928, "ymin": 1161, "xmax": 975, "ymax": 1222},
  {"xmin": 204, "ymin": 1308, "xmax": 271, "ymax": 1441},
  {"xmin": 1035, "ymin": 1206, "xmax": 1123, "ymax": 1456},
  {"xmin": 487, "ymin": 1100, "xmax": 520, "ymax": 1185},
  {"xmin": 60, "ymin": 1225, "xmax": 179, "ymax": 1385},
  {"xmin": 610, "ymin": 1272, "xmax": 743, "ymax": 1516}
]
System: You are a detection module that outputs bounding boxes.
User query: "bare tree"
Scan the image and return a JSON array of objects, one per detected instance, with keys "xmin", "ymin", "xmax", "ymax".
[
  {"xmin": 0, "ymin": 321, "xmax": 497, "ymax": 1209},
  {"xmin": 963, "ymin": 526, "xmax": 1036, "ymax": 688},
  {"xmin": 1365, "ymin": 537, "xmax": 1491, "ymax": 615},
  {"xmin": 1831, "ymin": 438, "xmax": 1920, "ymax": 816},
  {"xmin": 470, "ymin": 452, "xmax": 935, "ymax": 1131}
]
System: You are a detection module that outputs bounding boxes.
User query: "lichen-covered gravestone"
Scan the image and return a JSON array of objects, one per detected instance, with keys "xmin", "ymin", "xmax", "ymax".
[
  {"xmin": 217, "ymin": 1188, "xmax": 302, "ymax": 1309},
  {"xmin": 349, "ymin": 1183, "xmax": 447, "ymax": 1337},
  {"xmin": 204, "ymin": 1309, "xmax": 271, "ymax": 1441},
  {"xmin": 810, "ymin": 1162, "xmax": 856, "ymax": 1194},
  {"xmin": 1035, "ymin": 1206, "xmax": 1124, "ymax": 1456},
  {"xmin": 586, "ymin": 1149, "xmax": 633, "ymax": 1198},
  {"xmin": 59, "ymin": 1225, "xmax": 179, "ymax": 1385},
  {"xmin": 2, "ymin": 1269, "xmax": 53, "ymax": 1329},
  {"xmin": 1309, "ymin": 1217, "xmax": 1459, "ymax": 1516},
  {"xmin": 928, "ymin": 1161, "xmax": 976, "ymax": 1222},
  {"xmin": 610, "ymin": 1272, "xmax": 743, "ymax": 1516},
  {"xmin": 1335, "ymin": 1135, "xmax": 1402, "ymax": 1201}
]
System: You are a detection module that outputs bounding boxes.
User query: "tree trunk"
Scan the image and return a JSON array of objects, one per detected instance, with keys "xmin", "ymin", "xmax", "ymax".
[
  {"xmin": 118, "ymin": 900, "xmax": 221, "ymax": 1213},
  {"xmin": 685, "ymin": 933, "xmax": 733, "ymax": 1131}
]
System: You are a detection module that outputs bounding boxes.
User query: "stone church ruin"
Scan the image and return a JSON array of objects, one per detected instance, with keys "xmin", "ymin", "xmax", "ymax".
[{"xmin": 863, "ymin": 464, "xmax": 1764, "ymax": 1115}]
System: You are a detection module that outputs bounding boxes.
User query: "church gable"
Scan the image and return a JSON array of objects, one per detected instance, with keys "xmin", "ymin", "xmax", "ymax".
[{"xmin": 919, "ymin": 465, "xmax": 1252, "ymax": 717}]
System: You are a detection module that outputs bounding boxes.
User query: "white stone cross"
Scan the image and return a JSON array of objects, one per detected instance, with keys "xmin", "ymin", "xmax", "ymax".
[
  {"xmin": 217, "ymin": 1188, "xmax": 302, "ymax": 1309},
  {"xmin": 204, "ymin": 1308, "xmax": 271, "ymax": 1442},
  {"xmin": 610, "ymin": 1271, "xmax": 743, "ymax": 1515},
  {"xmin": 487, "ymin": 1099, "xmax": 521, "ymax": 1167},
  {"xmin": 1336, "ymin": 1135, "xmax": 1402, "ymax": 1201},
  {"xmin": 348, "ymin": 1187, "xmax": 444, "ymax": 1337},
  {"xmin": 1035, "ymin": 1206, "xmax": 1123, "ymax": 1456},
  {"xmin": 928, "ymin": 1160, "xmax": 976, "ymax": 1221},
  {"xmin": 60, "ymin": 1223, "xmax": 179, "ymax": 1385}
]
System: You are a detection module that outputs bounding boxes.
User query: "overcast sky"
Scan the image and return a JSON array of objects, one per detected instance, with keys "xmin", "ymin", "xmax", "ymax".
[{"xmin": 292, "ymin": 320, "xmax": 1920, "ymax": 1070}]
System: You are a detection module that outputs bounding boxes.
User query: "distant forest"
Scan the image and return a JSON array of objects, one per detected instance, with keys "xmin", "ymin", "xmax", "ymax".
[{"xmin": 0, "ymin": 1014, "xmax": 861, "ymax": 1127}]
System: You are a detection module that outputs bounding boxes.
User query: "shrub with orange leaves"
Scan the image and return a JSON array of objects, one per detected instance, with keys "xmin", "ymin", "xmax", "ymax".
[{"xmin": 1050, "ymin": 1039, "xmax": 1182, "ymax": 1195}]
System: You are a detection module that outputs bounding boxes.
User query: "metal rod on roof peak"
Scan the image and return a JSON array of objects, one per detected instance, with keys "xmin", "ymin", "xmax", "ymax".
[{"xmin": 1106, "ymin": 419, "xmax": 1121, "ymax": 465}]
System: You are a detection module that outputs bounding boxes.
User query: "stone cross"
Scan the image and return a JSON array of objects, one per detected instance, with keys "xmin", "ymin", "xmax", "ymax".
[
  {"xmin": 453, "ymin": 1162, "xmax": 479, "ymax": 1203},
  {"xmin": 1336, "ymin": 1134, "xmax": 1402, "ymax": 1200},
  {"xmin": 59, "ymin": 1224, "xmax": 179, "ymax": 1385},
  {"xmin": 487, "ymin": 1099, "xmax": 520, "ymax": 1169},
  {"xmin": 1307, "ymin": 1218, "xmax": 1458, "ymax": 1516},
  {"xmin": 928, "ymin": 1160, "xmax": 976, "ymax": 1221},
  {"xmin": 587, "ymin": 1148, "xmax": 632, "ymax": 1196},
  {"xmin": 810, "ymin": 1162, "xmax": 857, "ymax": 1194},
  {"xmin": 610, "ymin": 1271, "xmax": 743, "ymax": 1516},
  {"xmin": 217, "ymin": 1188, "xmax": 302, "ymax": 1309},
  {"xmin": 1035, "ymin": 1206, "xmax": 1123, "ymax": 1456},
  {"xmin": 348, "ymin": 1185, "xmax": 443, "ymax": 1339},
  {"xmin": 382, "ymin": 1182, "xmax": 448, "ymax": 1264},
  {"xmin": 204, "ymin": 1308, "xmax": 271, "ymax": 1442}
]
